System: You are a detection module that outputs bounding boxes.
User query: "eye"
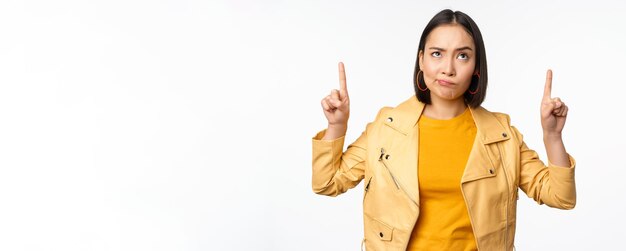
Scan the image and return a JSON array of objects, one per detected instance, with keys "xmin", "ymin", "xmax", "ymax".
[
  {"xmin": 458, "ymin": 53, "xmax": 469, "ymax": 60},
  {"xmin": 431, "ymin": 51, "xmax": 442, "ymax": 58}
]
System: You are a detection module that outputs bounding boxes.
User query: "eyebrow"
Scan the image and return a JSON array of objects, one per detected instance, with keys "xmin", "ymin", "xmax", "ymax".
[{"xmin": 428, "ymin": 46, "xmax": 473, "ymax": 51}]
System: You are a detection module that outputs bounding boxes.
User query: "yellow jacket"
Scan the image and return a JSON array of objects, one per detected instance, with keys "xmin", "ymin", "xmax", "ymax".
[{"xmin": 311, "ymin": 96, "xmax": 576, "ymax": 250}]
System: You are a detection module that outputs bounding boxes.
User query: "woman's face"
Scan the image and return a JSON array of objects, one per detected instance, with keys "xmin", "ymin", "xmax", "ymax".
[{"xmin": 419, "ymin": 24, "xmax": 476, "ymax": 103}]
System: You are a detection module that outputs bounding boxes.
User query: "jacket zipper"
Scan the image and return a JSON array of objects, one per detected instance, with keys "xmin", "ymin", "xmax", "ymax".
[
  {"xmin": 460, "ymin": 185, "xmax": 480, "ymax": 250},
  {"xmin": 363, "ymin": 176, "xmax": 373, "ymax": 204},
  {"xmin": 497, "ymin": 144, "xmax": 510, "ymax": 250},
  {"xmin": 378, "ymin": 148, "xmax": 418, "ymax": 206},
  {"xmin": 365, "ymin": 177, "xmax": 373, "ymax": 192},
  {"xmin": 361, "ymin": 177, "xmax": 372, "ymax": 251},
  {"xmin": 379, "ymin": 148, "xmax": 400, "ymax": 189}
]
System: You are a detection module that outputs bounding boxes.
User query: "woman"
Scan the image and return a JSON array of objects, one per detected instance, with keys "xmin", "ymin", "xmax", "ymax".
[{"xmin": 311, "ymin": 9, "xmax": 576, "ymax": 251}]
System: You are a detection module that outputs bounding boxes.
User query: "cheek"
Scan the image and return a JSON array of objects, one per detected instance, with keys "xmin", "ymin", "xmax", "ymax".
[
  {"xmin": 456, "ymin": 60, "xmax": 476, "ymax": 84},
  {"xmin": 459, "ymin": 67, "xmax": 475, "ymax": 85},
  {"xmin": 421, "ymin": 61, "xmax": 438, "ymax": 81}
]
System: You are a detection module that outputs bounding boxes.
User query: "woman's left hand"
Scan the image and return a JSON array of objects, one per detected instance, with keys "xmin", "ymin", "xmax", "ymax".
[{"xmin": 540, "ymin": 69, "xmax": 568, "ymax": 135}]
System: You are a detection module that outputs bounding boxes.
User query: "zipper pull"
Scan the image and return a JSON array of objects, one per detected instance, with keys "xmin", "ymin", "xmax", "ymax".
[{"xmin": 379, "ymin": 148, "xmax": 385, "ymax": 161}]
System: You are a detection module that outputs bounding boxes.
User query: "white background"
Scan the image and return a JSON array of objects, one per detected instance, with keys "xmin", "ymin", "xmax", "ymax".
[{"xmin": 0, "ymin": 0, "xmax": 625, "ymax": 250}]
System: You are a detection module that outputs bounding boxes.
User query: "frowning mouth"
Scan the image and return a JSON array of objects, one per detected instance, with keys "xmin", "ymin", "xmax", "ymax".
[{"xmin": 437, "ymin": 79, "xmax": 455, "ymax": 86}]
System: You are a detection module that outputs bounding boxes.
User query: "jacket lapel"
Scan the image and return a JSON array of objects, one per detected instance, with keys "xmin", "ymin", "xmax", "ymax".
[{"xmin": 461, "ymin": 106, "xmax": 511, "ymax": 183}]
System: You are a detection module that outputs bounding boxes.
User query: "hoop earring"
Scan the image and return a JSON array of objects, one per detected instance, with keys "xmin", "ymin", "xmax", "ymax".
[
  {"xmin": 416, "ymin": 70, "xmax": 428, "ymax": 91},
  {"xmin": 468, "ymin": 73, "xmax": 480, "ymax": 94}
]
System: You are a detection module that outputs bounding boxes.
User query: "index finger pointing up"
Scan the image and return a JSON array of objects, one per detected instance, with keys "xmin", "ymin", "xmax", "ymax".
[
  {"xmin": 543, "ymin": 69, "xmax": 553, "ymax": 99},
  {"xmin": 338, "ymin": 62, "xmax": 348, "ymax": 95}
]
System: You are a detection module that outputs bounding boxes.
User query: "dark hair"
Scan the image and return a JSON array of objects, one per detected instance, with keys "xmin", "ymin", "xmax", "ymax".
[{"xmin": 414, "ymin": 9, "xmax": 488, "ymax": 108}]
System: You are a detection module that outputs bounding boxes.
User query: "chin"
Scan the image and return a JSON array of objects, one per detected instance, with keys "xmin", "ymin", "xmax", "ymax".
[{"xmin": 435, "ymin": 90, "xmax": 462, "ymax": 100}]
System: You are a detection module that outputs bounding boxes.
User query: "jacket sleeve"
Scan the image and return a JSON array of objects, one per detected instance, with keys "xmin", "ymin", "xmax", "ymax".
[
  {"xmin": 311, "ymin": 108, "xmax": 385, "ymax": 197},
  {"xmin": 512, "ymin": 126, "xmax": 576, "ymax": 209}
]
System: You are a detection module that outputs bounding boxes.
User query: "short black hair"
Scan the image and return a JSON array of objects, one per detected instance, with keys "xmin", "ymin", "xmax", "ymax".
[{"xmin": 414, "ymin": 9, "xmax": 488, "ymax": 108}]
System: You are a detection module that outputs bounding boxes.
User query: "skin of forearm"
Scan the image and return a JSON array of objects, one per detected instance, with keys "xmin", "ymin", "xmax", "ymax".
[
  {"xmin": 543, "ymin": 132, "xmax": 570, "ymax": 167},
  {"xmin": 322, "ymin": 123, "xmax": 347, "ymax": 140}
]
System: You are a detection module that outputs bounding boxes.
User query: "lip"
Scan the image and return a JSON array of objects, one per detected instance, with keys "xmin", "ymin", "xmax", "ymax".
[{"xmin": 437, "ymin": 79, "xmax": 455, "ymax": 86}]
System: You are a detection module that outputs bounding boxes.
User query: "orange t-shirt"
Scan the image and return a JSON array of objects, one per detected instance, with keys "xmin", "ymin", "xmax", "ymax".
[{"xmin": 407, "ymin": 107, "xmax": 478, "ymax": 251}]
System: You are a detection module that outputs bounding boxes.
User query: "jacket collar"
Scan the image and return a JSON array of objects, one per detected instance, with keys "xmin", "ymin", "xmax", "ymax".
[{"xmin": 384, "ymin": 96, "xmax": 510, "ymax": 144}]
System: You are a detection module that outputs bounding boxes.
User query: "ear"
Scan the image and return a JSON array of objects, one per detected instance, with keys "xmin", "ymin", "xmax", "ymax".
[{"xmin": 418, "ymin": 50, "xmax": 424, "ymax": 69}]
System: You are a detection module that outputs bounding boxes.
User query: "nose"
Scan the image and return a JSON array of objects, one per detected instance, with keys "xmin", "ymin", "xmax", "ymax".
[{"xmin": 441, "ymin": 57, "xmax": 455, "ymax": 77}]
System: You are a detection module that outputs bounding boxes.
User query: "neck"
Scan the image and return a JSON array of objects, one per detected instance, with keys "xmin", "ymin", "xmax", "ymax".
[{"xmin": 423, "ymin": 97, "xmax": 467, "ymax": 120}]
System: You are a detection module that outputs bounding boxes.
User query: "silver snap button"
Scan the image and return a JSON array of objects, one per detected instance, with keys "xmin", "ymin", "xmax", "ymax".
[
  {"xmin": 502, "ymin": 132, "xmax": 507, "ymax": 137},
  {"xmin": 385, "ymin": 154, "xmax": 390, "ymax": 160},
  {"xmin": 387, "ymin": 117, "xmax": 393, "ymax": 122},
  {"xmin": 489, "ymin": 169, "xmax": 495, "ymax": 174}
]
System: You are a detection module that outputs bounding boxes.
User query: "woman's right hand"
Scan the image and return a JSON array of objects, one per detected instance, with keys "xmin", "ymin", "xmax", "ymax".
[{"xmin": 321, "ymin": 62, "xmax": 350, "ymax": 126}]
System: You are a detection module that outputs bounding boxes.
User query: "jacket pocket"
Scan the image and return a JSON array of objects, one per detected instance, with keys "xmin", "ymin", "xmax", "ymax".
[{"xmin": 365, "ymin": 213, "xmax": 394, "ymax": 242}]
